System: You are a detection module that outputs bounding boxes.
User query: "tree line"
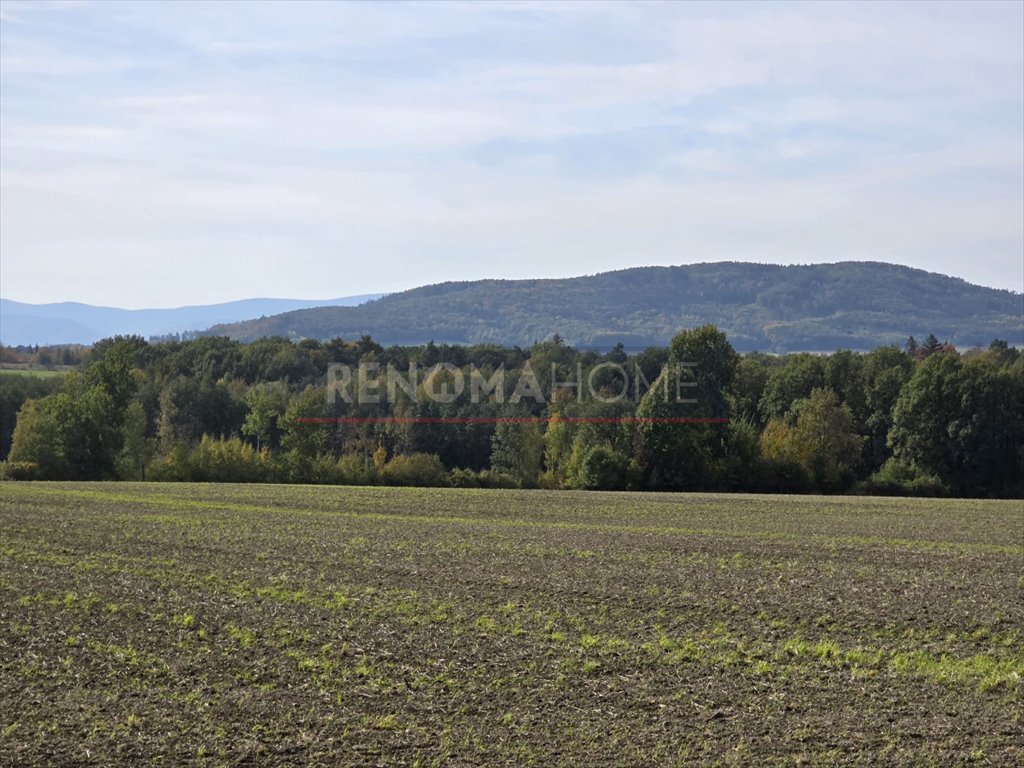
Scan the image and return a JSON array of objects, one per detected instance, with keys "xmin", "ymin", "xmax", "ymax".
[{"xmin": 1, "ymin": 329, "xmax": 1021, "ymax": 497}]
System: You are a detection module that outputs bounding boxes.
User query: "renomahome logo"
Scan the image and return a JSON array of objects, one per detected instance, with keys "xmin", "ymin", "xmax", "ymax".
[
  {"xmin": 327, "ymin": 361, "xmax": 702, "ymax": 406},
  {"xmin": 306, "ymin": 361, "xmax": 726, "ymax": 425}
]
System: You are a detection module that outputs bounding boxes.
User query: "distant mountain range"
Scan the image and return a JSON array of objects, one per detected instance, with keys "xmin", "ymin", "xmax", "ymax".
[
  {"xmin": 204, "ymin": 262, "xmax": 1023, "ymax": 353},
  {"xmin": 0, "ymin": 295, "xmax": 383, "ymax": 347}
]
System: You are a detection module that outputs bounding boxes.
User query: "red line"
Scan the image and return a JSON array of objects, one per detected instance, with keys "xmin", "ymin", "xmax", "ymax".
[{"xmin": 297, "ymin": 417, "xmax": 728, "ymax": 424}]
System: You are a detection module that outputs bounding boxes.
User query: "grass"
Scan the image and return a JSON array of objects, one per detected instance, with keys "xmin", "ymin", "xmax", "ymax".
[
  {"xmin": 1, "ymin": 481, "xmax": 1021, "ymax": 766},
  {"xmin": 0, "ymin": 368, "xmax": 68, "ymax": 378}
]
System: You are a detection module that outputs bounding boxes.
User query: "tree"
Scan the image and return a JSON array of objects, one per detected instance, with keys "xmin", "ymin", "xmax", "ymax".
[
  {"xmin": 941, "ymin": 359, "xmax": 1022, "ymax": 495},
  {"xmin": 889, "ymin": 355, "xmax": 1023, "ymax": 496},
  {"xmin": 8, "ymin": 373, "xmax": 121, "ymax": 479},
  {"xmin": 157, "ymin": 383, "xmax": 186, "ymax": 449},
  {"xmin": 758, "ymin": 354, "xmax": 826, "ymax": 422},
  {"xmin": 117, "ymin": 400, "xmax": 156, "ymax": 480},
  {"xmin": 0, "ymin": 372, "xmax": 62, "ymax": 460},
  {"xmin": 716, "ymin": 417, "xmax": 764, "ymax": 489},
  {"xmin": 629, "ymin": 346, "xmax": 669, "ymax": 402},
  {"xmin": 789, "ymin": 388, "xmax": 865, "ymax": 490},
  {"xmin": 490, "ymin": 420, "xmax": 545, "ymax": 487},
  {"xmin": 543, "ymin": 412, "xmax": 575, "ymax": 485},
  {"xmin": 7, "ymin": 399, "xmax": 59, "ymax": 476},
  {"xmin": 635, "ymin": 325, "xmax": 737, "ymax": 489},
  {"xmin": 862, "ymin": 346, "xmax": 913, "ymax": 472},
  {"xmin": 157, "ymin": 376, "xmax": 245, "ymax": 448},
  {"xmin": 727, "ymin": 355, "xmax": 769, "ymax": 426},
  {"xmin": 824, "ymin": 350, "xmax": 867, "ymax": 431},
  {"xmin": 921, "ymin": 334, "xmax": 943, "ymax": 357},
  {"xmin": 87, "ymin": 335, "xmax": 146, "ymax": 410},
  {"xmin": 667, "ymin": 324, "xmax": 739, "ymax": 417},
  {"xmin": 606, "ymin": 342, "xmax": 628, "ymax": 365},
  {"xmin": 568, "ymin": 444, "xmax": 630, "ymax": 490},
  {"xmin": 280, "ymin": 386, "xmax": 327, "ymax": 460},
  {"xmin": 987, "ymin": 339, "xmax": 1018, "ymax": 365},
  {"xmin": 888, "ymin": 354, "xmax": 962, "ymax": 485},
  {"xmin": 242, "ymin": 383, "xmax": 285, "ymax": 451}
]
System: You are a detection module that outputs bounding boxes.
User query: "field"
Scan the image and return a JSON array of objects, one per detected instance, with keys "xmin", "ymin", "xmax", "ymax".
[
  {"xmin": 0, "ymin": 368, "xmax": 69, "ymax": 378},
  {"xmin": 1, "ymin": 483, "xmax": 1021, "ymax": 766}
]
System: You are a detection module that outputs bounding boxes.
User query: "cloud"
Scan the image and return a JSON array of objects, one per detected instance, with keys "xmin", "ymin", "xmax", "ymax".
[{"xmin": 1, "ymin": 0, "xmax": 1021, "ymax": 306}]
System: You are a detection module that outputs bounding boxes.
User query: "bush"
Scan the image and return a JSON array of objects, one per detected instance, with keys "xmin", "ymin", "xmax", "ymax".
[
  {"xmin": 569, "ymin": 445, "xmax": 631, "ymax": 490},
  {"xmin": 148, "ymin": 436, "xmax": 275, "ymax": 483},
  {"xmin": 536, "ymin": 471, "xmax": 562, "ymax": 490},
  {"xmin": 380, "ymin": 453, "xmax": 449, "ymax": 487},
  {"xmin": 859, "ymin": 459, "xmax": 947, "ymax": 497},
  {"xmin": 749, "ymin": 456, "xmax": 812, "ymax": 494},
  {"xmin": 336, "ymin": 453, "xmax": 378, "ymax": 486},
  {"xmin": 450, "ymin": 467, "xmax": 517, "ymax": 489},
  {"xmin": 0, "ymin": 461, "xmax": 39, "ymax": 480},
  {"xmin": 308, "ymin": 454, "xmax": 345, "ymax": 485},
  {"xmin": 146, "ymin": 443, "xmax": 194, "ymax": 482}
]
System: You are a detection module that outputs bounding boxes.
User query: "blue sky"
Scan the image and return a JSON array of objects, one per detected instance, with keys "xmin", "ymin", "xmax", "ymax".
[{"xmin": 1, "ymin": 0, "xmax": 1021, "ymax": 307}]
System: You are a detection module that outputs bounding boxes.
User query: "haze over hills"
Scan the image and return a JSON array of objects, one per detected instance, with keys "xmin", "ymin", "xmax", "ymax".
[
  {"xmin": 205, "ymin": 262, "xmax": 1023, "ymax": 353},
  {"xmin": 0, "ymin": 295, "xmax": 383, "ymax": 347}
]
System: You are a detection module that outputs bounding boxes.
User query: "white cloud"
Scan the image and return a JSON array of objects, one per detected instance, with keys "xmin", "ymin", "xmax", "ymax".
[{"xmin": 1, "ymin": 0, "xmax": 1021, "ymax": 306}]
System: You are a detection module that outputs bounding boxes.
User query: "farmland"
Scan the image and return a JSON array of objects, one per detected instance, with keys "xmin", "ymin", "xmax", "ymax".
[
  {"xmin": 1, "ymin": 483, "xmax": 1022, "ymax": 766},
  {"xmin": 0, "ymin": 368, "xmax": 68, "ymax": 378}
]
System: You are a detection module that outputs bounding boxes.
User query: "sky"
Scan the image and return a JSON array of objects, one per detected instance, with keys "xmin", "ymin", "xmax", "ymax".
[{"xmin": 1, "ymin": 0, "xmax": 1022, "ymax": 308}]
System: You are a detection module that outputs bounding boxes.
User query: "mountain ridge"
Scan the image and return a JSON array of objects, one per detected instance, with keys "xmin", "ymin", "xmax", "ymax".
[{"xmin": 203, "ymin": 261, "xmax": 1023, "ymax": 353}]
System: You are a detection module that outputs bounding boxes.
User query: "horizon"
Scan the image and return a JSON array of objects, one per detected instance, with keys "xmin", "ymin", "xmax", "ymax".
[
  {"xmin": 1, "ymin": 1, "xmax": 1022, "ymax": 305},
  {"xmin": 1, "ymin": 259, "xmax": 1021, "ymax": 311}
]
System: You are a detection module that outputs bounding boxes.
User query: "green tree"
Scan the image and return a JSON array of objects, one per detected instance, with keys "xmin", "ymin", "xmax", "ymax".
[
  {"xmin": 635, "ymin": 325, "xmax": 737, "ymax": 489},
  {"xmin": 789, "ymin": 388, "xmax": 865, "ymax": 490},
  {"xmin": 280, "ymin": 386, "xmax": 327, "ymax": 460},
  {"xmin": 862, "ymin": 346, "xmax": 913, "ymax": 472},
  {"xmin": 8, "ymin": 373, "xmax": 120, "ymax": 479},
  {"xmin": 824, "ymin": 350, "xmax": 867, "ymax": 431},
  {"xmin": 757, "ymin": 417, "xmax": 811, "ymax": 491},
  {"xmin": 727, "ymin": 355, "xmax": 769, "ymax": 426},
  {"xmin": 568, "ymin": 444, "xmax": 631, "ymax": 490},
  {"xmin": 156, "ymin": 376, "xmax": 245, "ymax": 448},
  {"xmin": 117, "ymin": 400, "xmax": 156, "ymax": 480},
  {"xmin": 242, "ymin": 383, "xmax": 285, "ymax": 451},
  {"xmin": 87, "ymin": 335, "xmax": 146, "ymax": 410},
  {"xmin": 490, "ymin": 420, "xmax": 545, "ymax": 488},
  {"xmin": 0, "ymin": 372, "xmax": 62, "ymax": 460},
  {"xmin": 921, "ymin": 334, "xmax": 943, "ymax": 357},
  {"xmin": 542, "ymin": 412, "xmax": 575, "ymax": 486},
  {"xmin": 758, "ymin": 354, "xmax": 826, "ymax": 422},
  {"xmin": 888, "ymin": 350, "xmax": 1024, "ymax": 495},
  {"xmin": 938, "ymin": 358, "xmax": 1021, "ymax": 495},
  {"xmin": 7, "ymin": 399, "xmax": 58, "ymax": 476},
  {"xmin": 888, "ymin": 354, "xmax": 962, "ymax": 485}
]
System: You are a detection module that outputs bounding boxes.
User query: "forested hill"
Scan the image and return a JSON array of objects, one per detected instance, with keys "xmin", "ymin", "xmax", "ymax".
[{"xmin": 206, "ymin": 262, "xmax": 1023, "ymax": 352}]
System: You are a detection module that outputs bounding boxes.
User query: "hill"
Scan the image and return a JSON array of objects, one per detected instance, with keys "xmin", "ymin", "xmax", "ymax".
[
  {"xmin": 205, "ymin": 262, "xmax": 1023, "ymax": 352},
  {"xmin": 0, "ymin": 295, "xmax": 383, "ymax": 347}
]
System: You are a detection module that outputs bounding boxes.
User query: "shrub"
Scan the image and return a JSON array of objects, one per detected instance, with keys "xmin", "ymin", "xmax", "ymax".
[
  {"xmin": 749, "ymin": 456, "xmax": 812, "ymax": 494},
  {"xmin": 336, "ymin": 453, "xmax": 378, "ymax": 486},
  {"xmin": 450, "ymin": 467, "xmax": 517, "ymax": 489},
  {"xmin": 0, "ymin": 461, "xmax": 39, "ymax": 480},
  {"xmin": 147, "ymin": 436, "xmax": 274, "ymax": 483},
  {"xmin": 380, "ymin": 453, "xmax": 449, "ymax": 487},
  {"xmin": 859, "ymin": 458, "xmax": 947, "ymax": 497},
  {"xmin": 449, "ymin": 467, "xmax": 481, "ymax": 488},
  {"xmin": 147, "ymin": 442, "xmax": 194, "ymax": 482},
  {"xmin": 569, "ymin": 445, "xmax": 631, "ymax": 490}
]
